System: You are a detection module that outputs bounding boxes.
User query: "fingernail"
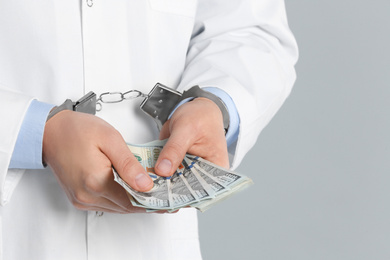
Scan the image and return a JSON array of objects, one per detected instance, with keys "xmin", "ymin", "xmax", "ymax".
[
  {"xmin": 157, "ymin": 159, "xmax": 172, "ymax": 175},
  {"xmin": 135, "ymin": 172, "xmax": 153, "ymax": 190}
]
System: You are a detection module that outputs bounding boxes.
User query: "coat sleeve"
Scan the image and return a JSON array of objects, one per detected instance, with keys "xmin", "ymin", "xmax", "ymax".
[
  {"xmin": 0, "ymin": 84, "xmax": 34, "ymax": 205},
  {"xmin": 177, "ymin": 0, "xmax": 298, "ymax": 169}
]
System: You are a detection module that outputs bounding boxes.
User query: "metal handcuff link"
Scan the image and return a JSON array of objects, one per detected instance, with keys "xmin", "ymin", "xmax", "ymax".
[{"xmin": 47, "ymin": 83, "xmax": 230, "ymax": 133}]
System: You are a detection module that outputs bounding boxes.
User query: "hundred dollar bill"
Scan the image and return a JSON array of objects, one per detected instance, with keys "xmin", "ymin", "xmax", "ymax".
[
  {"xmin": 113, "ymin": 141, "xmax": 172, "ymax": 209},
  {"xmin": 194, "ymin": 178, "xmax": 253, "ymax": 212},
  {"xmin": 127, "ymin": 141, "xmax": 165, "ymax": 173},
  {"xmin": 170, "ymin": 171, "xmax": 197, "ymax": 208},
  {"xmin": 114, "ymin": 140, "xmax": 253, "ymax": 212},
  {"xmin": 181, "ymin": 159, "xmax": 217, "ymax": 198},
  {"xmin": 179, "ymin": 162, "xmax": 214, "ymax": 200},
  {"xmin": 113, "ymin": 169, "xmax": 171, "ymax": 209},
  {"xmin": 166, "ymin": 167, "xmax": 212, "ymax": 213},
  {"xmin": 186, "ymin": 155, "xmax": 246, "ymax": 187},
  {"xmin": 185, "ymin": 155, "xmax": 253, "ymax": 212}
]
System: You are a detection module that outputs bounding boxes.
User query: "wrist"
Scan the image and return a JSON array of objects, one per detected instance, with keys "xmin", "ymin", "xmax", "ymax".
[
  {"xmin": 43, "ymin": 110, "xmax": 73, "ymax": 165},
  {"xmin": 179, "ymin": 86, "xmax": 230, "ymax": 134},
  {"xmin": 46, "ymin": 92, "xmax": 97, "ymax": 122},
  {"xmin": 202, "ymin": 87, "xmax": 240, "ymax": 146}
]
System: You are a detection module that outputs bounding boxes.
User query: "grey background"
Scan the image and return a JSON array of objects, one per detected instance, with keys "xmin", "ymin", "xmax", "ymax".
[{"xmin": 199, "ymin": 1, "xmax": 390, "ymax": 259}]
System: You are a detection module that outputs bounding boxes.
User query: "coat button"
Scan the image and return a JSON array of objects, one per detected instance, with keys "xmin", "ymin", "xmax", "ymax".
[
  {"xmin": 96, "ymin": 211, "xmax": 104, "ymax": 217},
  {"xmin": 86, "ymin": 0, "xmax": 93, "ymax": 7}
]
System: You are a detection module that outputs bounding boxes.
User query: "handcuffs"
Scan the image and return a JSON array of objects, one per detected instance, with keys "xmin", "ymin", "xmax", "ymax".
[{"xmin": 47, "ymin": 83, "xmax": 230, "ymax": 133}]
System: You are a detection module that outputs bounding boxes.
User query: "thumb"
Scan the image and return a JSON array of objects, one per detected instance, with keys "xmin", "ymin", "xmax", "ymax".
[
  {"xmin": 155, "ymin": 127, "xmax": 192, "ymax": 177},
  {"xmin": 102, "ymin": 132, "xmax": 154, "ymax": 192}
]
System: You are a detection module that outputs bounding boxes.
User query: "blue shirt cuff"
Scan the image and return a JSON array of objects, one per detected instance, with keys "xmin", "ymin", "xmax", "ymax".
[
  {"xmin": 169, "ymin": 87, "xmax": 240, "ymax": 147},
  {"xmin": 9, "ymin": 100, "xmax": 55, "ymax": 169}
]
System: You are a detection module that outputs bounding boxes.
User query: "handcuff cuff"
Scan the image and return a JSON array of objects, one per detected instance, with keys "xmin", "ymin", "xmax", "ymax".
[{"xmin": 47, "ymin": 83, "xmax": 230, "ymax": 134}]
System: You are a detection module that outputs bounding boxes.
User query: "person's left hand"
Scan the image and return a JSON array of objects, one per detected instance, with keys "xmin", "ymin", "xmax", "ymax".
[{"xmin": 154, "ymin": 97, "xmax": 229, "ymax": 177}]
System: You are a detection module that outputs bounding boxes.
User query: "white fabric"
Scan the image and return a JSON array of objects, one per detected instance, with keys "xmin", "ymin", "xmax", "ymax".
[{"xmin": 0, "ymin": 0, "xmax": 298, "ymax": 259}]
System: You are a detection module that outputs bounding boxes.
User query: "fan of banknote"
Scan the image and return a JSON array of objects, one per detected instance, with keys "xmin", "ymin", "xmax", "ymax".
[{"xmin": 113, "ymin": 140, "xmax": 253, "ymax": 212}]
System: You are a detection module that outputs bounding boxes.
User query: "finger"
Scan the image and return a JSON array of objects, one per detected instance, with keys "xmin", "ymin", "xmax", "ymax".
[
  {"xmin": 198, "ymin": 136, "xmax": 230, "ymax": 169},
  {"xmin": 73, "ymin": 184, "xmax": 146, "ymax": 214},
  {"xmin": 75, "ymin": 202, "xmax": 145, "ymax": 214},
  {"xmin": 100, "ymin": 176, "xmax": 137, "ymax": 211},
  {"xmin": 72, "ymin": 191, "xmax": 130, "ymax": 213},
  {"xmin": 86, "ymin": 199, "xmax": 147, "ymax": 213},
  {"xmin": 71, "ymin": 155, "xmax": 137, "ymax": 212},
  {"xmin": 155, "ymin": 125, "xmax": 193, "ymax": 177},
  {"xmin": 100, "ymin": 130, "xmax": 154, "ymax": 192},
  {"xmin": 159, "ymin": 120, "xmax": 171, "ymax": 140}
]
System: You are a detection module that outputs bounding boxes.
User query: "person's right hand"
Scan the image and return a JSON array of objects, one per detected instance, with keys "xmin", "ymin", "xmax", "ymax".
[{"xmin": 42, "ymin": 110, "xmax": 154, "ymax": 213}]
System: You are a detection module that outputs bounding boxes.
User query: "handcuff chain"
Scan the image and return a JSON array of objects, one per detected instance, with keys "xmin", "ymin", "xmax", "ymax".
[{"xmin": 96, "ymin": 90, "xmax": 147, "ymax": 112}]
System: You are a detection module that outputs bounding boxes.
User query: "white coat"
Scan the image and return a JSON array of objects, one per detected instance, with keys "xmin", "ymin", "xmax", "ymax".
[{"xmin": 0, "ymin": 0, "xmax": 298, "ymax": 259}]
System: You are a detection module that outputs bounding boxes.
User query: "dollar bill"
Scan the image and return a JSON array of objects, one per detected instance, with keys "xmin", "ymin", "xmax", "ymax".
[
  {"xmin": 114, "ymin": 141, "xmax": 172, "ymax": 209},
  {"xmin": 170, "ymin": 171, "xmax": 197, "ymax": 208},
  {"xmin": 113, "ymin": 140, "xmax": 253, "ymax": 212},
  {"xmin": 185, "ymin": 155, "xmax": 246, "ymax": 188},
  {"xmin": 185, "ymin": 155, "xmax": 254, "ymax": 212},
  {"xmin": 113, "ymin": 169, "xmax": 171, "ymax": 209},
  {"xmin": 179, "ymin": 161, "xmax": 215, "ymax": 200},
  {"xmin": 183, "ymin": 157, "xmax": 226, "ymax": 195}
]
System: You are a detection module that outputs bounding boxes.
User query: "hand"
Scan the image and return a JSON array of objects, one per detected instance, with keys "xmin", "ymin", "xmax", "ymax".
[
  {"xmin": 43, "ymin": 110, "xmax": 154, "ymax": 213},
  {"xmin": 155, "ymin": 97, "xmax": 229, "ymax": 177}
]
